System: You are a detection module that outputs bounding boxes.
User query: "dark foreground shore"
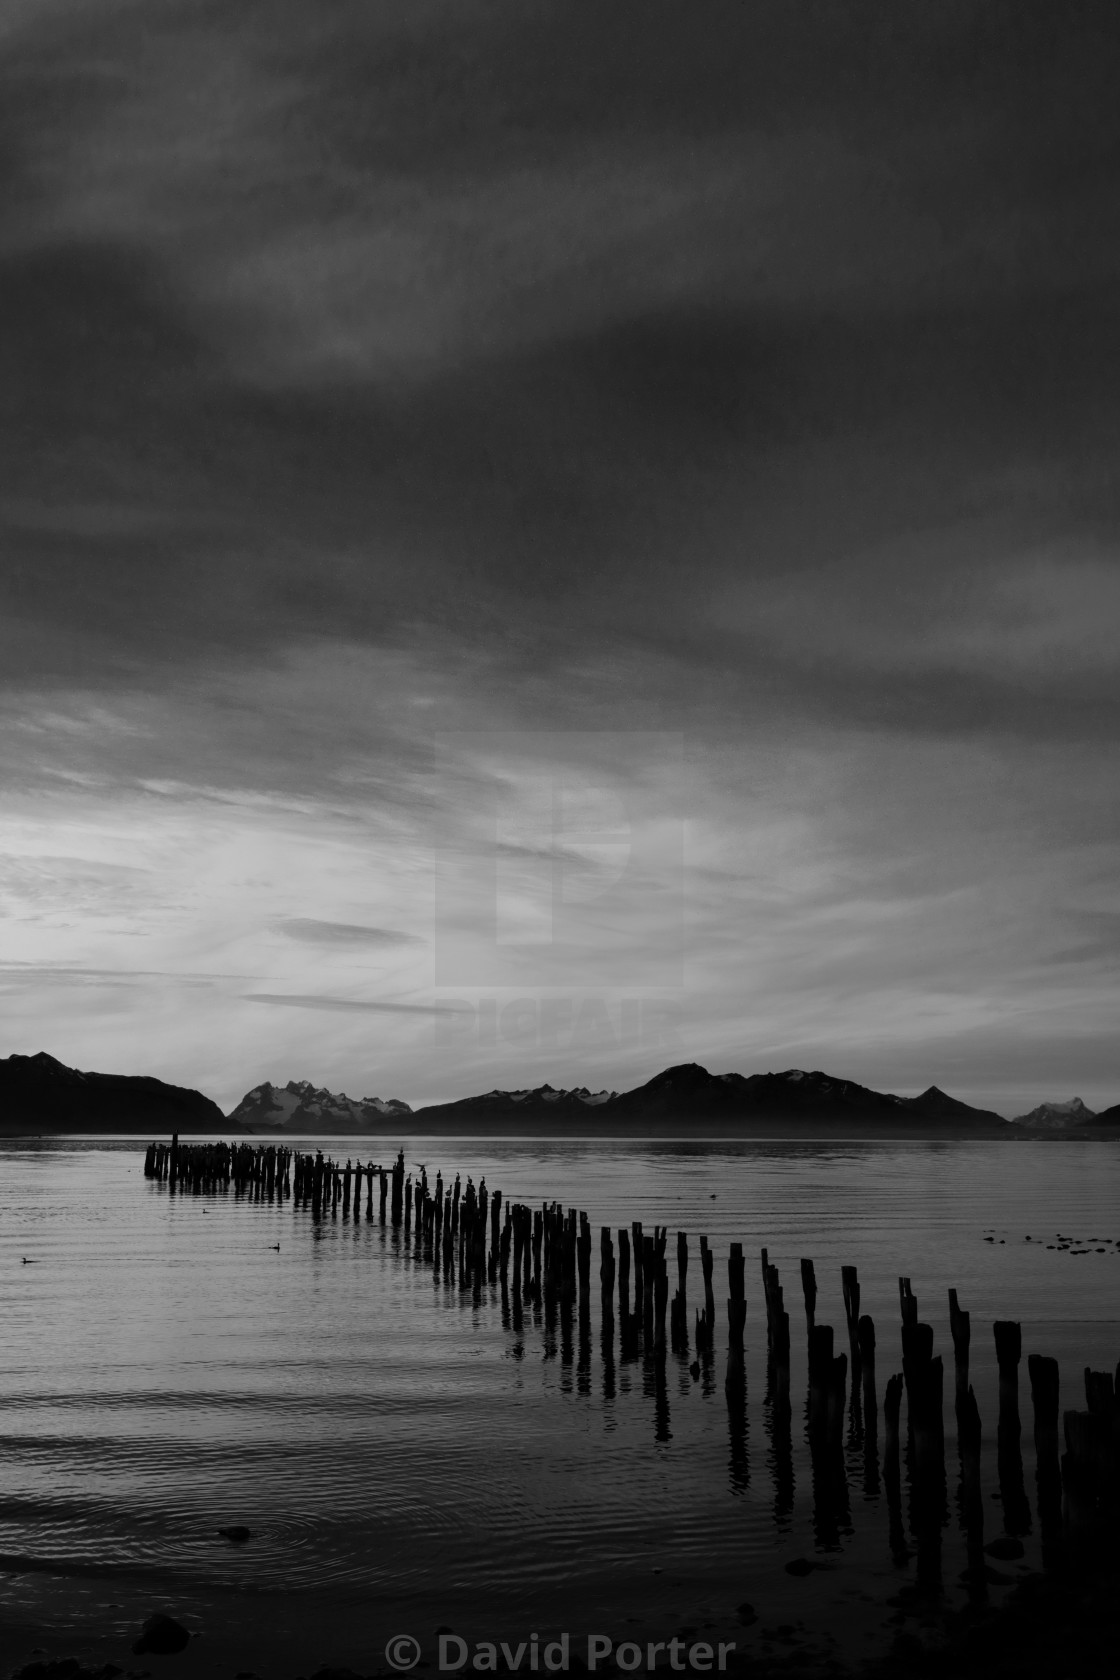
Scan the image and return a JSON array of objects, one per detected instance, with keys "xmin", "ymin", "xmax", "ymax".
[{"xmin": 4, "ymin": 1542, "xmax": 1118, "ymax": 1680}]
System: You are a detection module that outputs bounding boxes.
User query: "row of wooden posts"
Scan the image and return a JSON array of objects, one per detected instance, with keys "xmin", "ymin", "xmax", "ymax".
[{"xmin": 144, "ymin": 1135, "xmax": 1119, "ymax": 1559}]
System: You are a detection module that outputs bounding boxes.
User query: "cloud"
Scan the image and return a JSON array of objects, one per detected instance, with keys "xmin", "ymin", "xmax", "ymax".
[
  {"xmin": 2, "ymin": 0, "xmax": 1119, "ymax": 1109},
  {"xmin": 243, "ymin": 993, "xmax": 463, "ymax": 1015},
  {"xmin": 275, "ymin": 918, "xmax": 424, "ymax": 947}
]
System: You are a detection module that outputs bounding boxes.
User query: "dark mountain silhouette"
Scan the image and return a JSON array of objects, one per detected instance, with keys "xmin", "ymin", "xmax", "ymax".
[
  {"xmin": 1083, "ymin": 1099, "xmax": 1120, "ymax": 1127},
  {"xmin": 409, "ymin": 1063, "xmax": 1014, "ymax": 1135},
  {"xmin": 904, "ymin": 1085, "xmax": 1009, "ymax": 1126},
  {"xmin": 0, "ymin": 1051, "xmax": 231, "ymax": 1136}
]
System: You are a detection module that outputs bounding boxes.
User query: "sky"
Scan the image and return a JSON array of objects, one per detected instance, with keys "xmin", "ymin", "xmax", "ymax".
[{"xmin": 2, "ymin": 1, "xmax": 1119, "ymax": 1116}]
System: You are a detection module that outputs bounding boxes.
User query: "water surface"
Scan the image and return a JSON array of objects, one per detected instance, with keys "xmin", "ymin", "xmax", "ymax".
[{"xmin": 1, "ymin": 1137, "xmax": 1117, "ymax": 1674}]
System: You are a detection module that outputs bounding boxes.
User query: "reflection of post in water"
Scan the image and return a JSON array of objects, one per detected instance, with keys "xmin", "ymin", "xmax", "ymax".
[
  {"xmin": 725, "ymin": 1244, "xmax": 748, "ymax": 1493},
  {"xmin": 858, "ymin": 1314, "xmax": 880, "ymax": 1498},
  {"xmin": 994, "ymin": 1320, "xmax": 1032, "ymax": 1537},
  {"xmin": 577, "ymin": 1295, "xmax": 592, "ymax": 1396},
  {"xmin": 653, "ymin": 1349, "xmax": 672, "ymax": 1443},
  {"xmin": 901, "ymin": 1318, "xmax": 947, "ymax": 1597},
  {"xmin": 807, "ymin": 1324, "xmax": 852, "ymax": 1548},
  {"xmin": 883, "ymin": 1372, "xmax": 908, "ymax": 1565},
  {"xmin": 559, "ymin": 1287, "xmax": 574, "ymax": 1390},
  {"xmin": 543, "ymin": 1265, "xmax": 557, "ymax": 1361},
  {"xmin": 1028, "ymin": 1354, "xmax": 1062, "ymax": 1569},
  {"xmin": 763, "ymin": 1327, "xmax": 794, "ymax": 1527}
]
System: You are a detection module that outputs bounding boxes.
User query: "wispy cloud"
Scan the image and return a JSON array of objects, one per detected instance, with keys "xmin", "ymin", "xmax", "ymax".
[
  {"xmin": 243, "ymin": 993, "xmax": 462, "ymax": 1015},
  {"xmin": 275, "ymin": 918, "xmax": 425, "ymax": 947}
]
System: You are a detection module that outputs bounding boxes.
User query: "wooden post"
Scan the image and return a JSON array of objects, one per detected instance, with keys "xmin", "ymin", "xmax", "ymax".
[
  {"xmin": 654, "ymin": 1254, "xmax": 668, "ymax": 1352},
  {"xmin": 858, "ymin": 1313, "xmax": 877, "ymax": 1424},
  {"xmin": 600, "ymin": 1228, "xmax": 615, "ymax": 1300},
  {"xmin": 898, "ymin": 1276, "xmax": 917, "ymax": 1327},
  {"xmin": 1028, "ymin": 1353, "xmax": 1062, "ymax": 1563},
  {"xmin": 841, "ymin": 1265, "xmax": 861, "ymax": 1379},
  {"xmin": 726, "ymin": 1242, "xmax": 746, "ymax": 1359},
  {"xmin": 800, "ymin": 1257, "xmax": 816, "ymax": 1331},
  {"xmin": 700, "ymin": 1236, "xmax": 715, "ymax": 1343}
]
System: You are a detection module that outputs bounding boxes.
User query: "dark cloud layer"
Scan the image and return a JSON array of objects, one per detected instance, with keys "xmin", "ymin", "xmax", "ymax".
[{"xmin": 2, "ymin": 1, "xmax": 1119, "ymax": 1105}]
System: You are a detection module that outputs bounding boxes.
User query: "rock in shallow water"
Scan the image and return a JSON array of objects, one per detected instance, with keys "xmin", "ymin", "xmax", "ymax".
[{"xmin": 131, "ymin": 1614, "xmax": 191, "ymax": 1655}]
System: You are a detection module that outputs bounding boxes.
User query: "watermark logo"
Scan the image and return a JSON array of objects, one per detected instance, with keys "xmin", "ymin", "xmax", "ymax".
[
  {"xmin": 422, "ymin": 1634, "xmax": 737, "ymax": 1672},
  {"xmin": 432, "ymin": 995, "xmax": 683, "ymax": 1054},
  {"xmin": 433, "ymin": 732, "xmax": 684, "ymax": 990},
  {"xmin": 386, "ymin": 1634, "xmax": 422, "ymax": 1670}
]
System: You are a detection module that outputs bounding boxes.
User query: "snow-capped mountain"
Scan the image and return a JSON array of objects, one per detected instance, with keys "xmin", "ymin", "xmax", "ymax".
[
  {"xmin": 1011, "ymin": 1097, "xmax": 1097, "ymax": 1130},
  {"xmin": 227, "ymin": 1079, "xmax": 412, "ymax": 1134},
  {"xmin": 478, "ymin": 1084, "xmax": 615, "ymax": 1107}
]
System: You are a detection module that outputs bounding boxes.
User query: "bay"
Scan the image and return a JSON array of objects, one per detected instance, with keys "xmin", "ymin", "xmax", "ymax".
[{"xmin": 1, "ymin": 1136, "xmax": 1117, "ymax": 1676}]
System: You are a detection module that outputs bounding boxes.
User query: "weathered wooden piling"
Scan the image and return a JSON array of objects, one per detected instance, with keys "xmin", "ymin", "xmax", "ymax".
[
  {"xmin": 578, "ymin": 1213, "xmax": 592, "ymax": 1302},
  {"xmin": 800, "ymin": 1257, "xmax": 816, "ymax": 1331},
  {"xmin": 632, "ymin": 1220, "xmax": 644, "ymax": 1318},
  {"xmin": 956, "ymin": 1384, "xmax": 986, "ymax": 1596},
  {"xmin": 948, "ymin": 1287, "xmax": 970, "ymax": 1404},
  {"xmin": 858, "ymin": 1313, "xmax": 877, "ymax": 1421},
  {"xmin": 600, "ymin": 1227, "xmax": 615, "ymax": 1299},
  {"xmin": 700, "ymin": 1234, "xmax": 715, "ymax": 1337},
  {"xmin": 841, "ymin": 1265, "xmax": 861, "ymax": 1378},
  {"xmin": 1028, "ymin": 1353, "xmax": 1063, "ymax": 1562},
  {"xmin": 1062, "ymin": 1408, "xmax": 1106, "ymax": 1539},
  {"xmin": 642, "ymin": 1234, "xmax": 656, "ymax": 1344},
  {"xmin": 726, "ymin": 1242, "xmax": 746, "ymax": 1362},
  {"xmin": 993, "ymin": 1320, "xmax": 1031, "ymax": 1536},
  {"xmin": 654, "ymin": 1250, "xmax": 669, "ymax": 1352},
  {"xmin": 898, "ymin": 1276, "xmax": 917, "ymax": 1327}
]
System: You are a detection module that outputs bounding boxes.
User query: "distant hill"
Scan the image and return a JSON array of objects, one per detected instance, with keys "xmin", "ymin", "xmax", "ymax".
[
  {"xmin": 409, "ymin": 1063, "xmax": 1015, "ymax": 1136},
  {"xmin": 228, "ymin": 1079, "xmax": 412, "ymax": 1134},
  {"xmin": 0, "ymin": 1051, "xmax": 230, "ymax": 1136}
]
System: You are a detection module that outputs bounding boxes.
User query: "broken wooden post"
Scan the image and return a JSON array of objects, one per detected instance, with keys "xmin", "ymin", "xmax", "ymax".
[
  {"xmin": 841, "ymin": 1265, "xmax": 861, "ymax": 1380},
  {"xmin": 800, "ymin": 1257, "xmax": 816, "ymax": 1334},
  {"xmin": 1028, "ymin": 1353, "xmax": 1062, "ymax": 1563}
]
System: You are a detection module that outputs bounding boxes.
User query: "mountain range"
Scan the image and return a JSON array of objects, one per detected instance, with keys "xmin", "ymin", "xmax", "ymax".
[
  {"xmin": 3, "ymin": 1050, "xmax": 1119, "ymax": 1138},
  {"xmin": 228, "ymin": 1079, "xmax": 413, "ymax": 1135},
  {"xmin": 402, "ymin": 1064, "xmax": 1016, "ymax": 1135},
  {"xmin": 0, "ymin": 1051, "xmax": 230, "ymax": 1136}
]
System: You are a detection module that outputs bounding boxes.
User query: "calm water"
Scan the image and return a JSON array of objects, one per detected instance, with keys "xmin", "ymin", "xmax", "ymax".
[{"xmin": 1, "ymin": 1137, "xmax": 1118, "ymax": 1673}]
